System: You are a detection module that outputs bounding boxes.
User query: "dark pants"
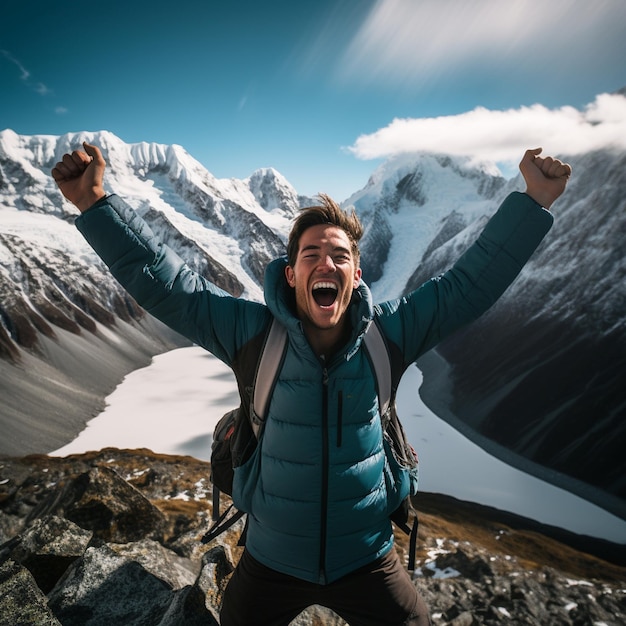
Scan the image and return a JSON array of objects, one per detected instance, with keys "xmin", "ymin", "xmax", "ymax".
[{"xmin": 220, "ymin": 549, "xmax": 431, "ymax": 626}]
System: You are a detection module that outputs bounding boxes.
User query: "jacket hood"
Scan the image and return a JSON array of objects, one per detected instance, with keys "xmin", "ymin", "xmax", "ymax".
[{"xmin": 263, "ymin": 256, "xmax": 375, "ymax": 355}]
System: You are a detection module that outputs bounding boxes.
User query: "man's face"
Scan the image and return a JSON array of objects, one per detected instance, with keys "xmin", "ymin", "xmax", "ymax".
[{"xmin": 285, "ymin": 224, "xmax": 362, "ymax": 336}]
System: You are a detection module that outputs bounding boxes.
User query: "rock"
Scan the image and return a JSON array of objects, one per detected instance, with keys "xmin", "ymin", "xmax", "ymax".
[
  {"xmin": 1, "ymin": 450, "xmax": 624, "ymax": 625},
  {"xmin": 0, "ymin": 509, "xmax": 23, "ymax": 545},
  {"xmin": 158, "ymin": 583, "xmax": 219, "ymax": 626},
  {"xmin": 0, "ymin": 559, "xmax": 62, "ymax": 625},
  {"xmin": 291, "ymin": 605, "xmax": 348, "ymax": 625},
  {"xmin": 110, "ymin": 538, "xmax": 199, "ymax": 590},
  {"xmin": 47, "ymin": 543, "xmax": 217, "ymax": 625},
  {"xmin": 4, "ymin": 515, "xmax": 92, "ymax": 593},
  {"xmin": 197, "ymin": 545, "xmax": 236, "ymax": 618},
  {"xmin": 27, "ymin": 466, "xmax": 166, "ymax": 543},
  {"xmin": 448, "ymin": 612, "xmax": 476, "ymax": 626},
  {"xmin": 433, "ymin": 548, "xmax": 494, "ymax": 581}
]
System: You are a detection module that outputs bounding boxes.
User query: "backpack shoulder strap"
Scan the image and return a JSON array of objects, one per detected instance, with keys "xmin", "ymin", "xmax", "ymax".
[
  {"xmin": 364, "ymin": 318, "xmax": 420, "ymax": 571},
  {"xmin": 363, "ymin": 319, "xmax": 392, "ymax": 418},
  {"xmin": 250, "ymin": 318, "xmax": 287, "ymax": 437}
]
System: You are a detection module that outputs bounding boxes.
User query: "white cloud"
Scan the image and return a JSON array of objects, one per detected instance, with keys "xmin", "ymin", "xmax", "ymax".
[
  {"xmin": 335, "ymin": 0, "xmax": 625, "ymax": 88},
  {"xmin": 346, "ymin": 93, "xmax": 626, "ymax": 164},
  {"xmin": 1, "ymin": 49, "xmax": 51, "ymax": 96},
  {"xmin": 35, "ymin": 83, "xmax": 51, "ymax": 96},
  {"xmin": 1, "ymin": 49, "xmax": 30, "ymax": 81}
]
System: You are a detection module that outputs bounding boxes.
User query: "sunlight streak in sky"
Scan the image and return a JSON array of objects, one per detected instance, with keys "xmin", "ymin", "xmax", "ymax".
[{"xmin": 335, "ymin": 0, "xmax": 625, "ymax": 89}]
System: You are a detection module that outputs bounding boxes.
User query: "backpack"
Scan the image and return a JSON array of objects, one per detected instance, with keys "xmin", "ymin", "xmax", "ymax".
[{"xmin": 202, "ymin": 318, "xmax": 420, "ymax": 569}]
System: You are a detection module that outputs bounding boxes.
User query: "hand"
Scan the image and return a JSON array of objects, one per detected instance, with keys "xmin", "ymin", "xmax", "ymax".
[
  {"xmin": 519, "ymin": 148, "xmax": 572, "ymax": 210},
  {"xmin": 51, "ymin": 142, "xmax": 107, "ymax": 213}
]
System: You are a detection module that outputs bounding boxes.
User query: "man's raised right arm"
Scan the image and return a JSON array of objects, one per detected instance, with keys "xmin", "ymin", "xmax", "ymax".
[{"xmin": 50, "ymin": 142, "xmax": 269, "ymax": 364}]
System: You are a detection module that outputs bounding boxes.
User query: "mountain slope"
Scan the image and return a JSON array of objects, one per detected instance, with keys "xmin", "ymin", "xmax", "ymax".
[
  {"xmin": 0, "ymin": 129, "xmax": 306, "ymax": 455},
  {"xmin": 348, "ymin": 148, "xmax": 626, "ymax": 518}
]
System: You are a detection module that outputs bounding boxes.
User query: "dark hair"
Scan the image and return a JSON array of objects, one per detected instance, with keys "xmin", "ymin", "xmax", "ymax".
[{"xmin": 287, "ymin": 194, "xmax": 363, "ymax": 267}]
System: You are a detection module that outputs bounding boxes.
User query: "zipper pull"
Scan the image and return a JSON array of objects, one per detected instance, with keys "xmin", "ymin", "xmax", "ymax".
[{"xmin": 320, "ymin": 355, "xmax": 329, "ymax": 385}]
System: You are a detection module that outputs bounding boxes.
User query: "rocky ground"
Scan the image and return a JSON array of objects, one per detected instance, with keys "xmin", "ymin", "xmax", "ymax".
[{"xmin": 1, "ymin": 448, "xmax": 624, "ymax": 625}]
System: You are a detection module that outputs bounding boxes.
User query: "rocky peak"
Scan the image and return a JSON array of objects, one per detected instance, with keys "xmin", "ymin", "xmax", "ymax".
[
  {"xmin": 246, "ymin": 167, "xmax": 300, "ymax": 212},
  {"xmin": 1, "ymin": 449, "xmax": 624, "ymax": 625}
]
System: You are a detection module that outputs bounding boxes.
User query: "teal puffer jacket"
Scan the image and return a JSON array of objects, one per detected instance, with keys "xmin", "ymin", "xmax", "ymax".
[{"xmin": 75, "ymin": 191, "xmax": 552, "ymax": 584}]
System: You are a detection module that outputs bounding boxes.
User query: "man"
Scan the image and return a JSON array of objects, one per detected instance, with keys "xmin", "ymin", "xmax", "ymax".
[{"xmin": 52, "ymin": 144, "xmax": 571, "ymax": 625}]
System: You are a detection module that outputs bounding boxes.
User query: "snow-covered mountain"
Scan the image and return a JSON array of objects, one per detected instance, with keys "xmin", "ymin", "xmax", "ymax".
[
  {"xmin": 1, "ymin": 128, "xmax": 624, "ymax": 521},
  {"xmin": 0, "ymin": 129, "xmax": 311, "ymax": 454},
  {"xmin": 345, "ymin": 152, "xmax": 510, "ymax": 297}
]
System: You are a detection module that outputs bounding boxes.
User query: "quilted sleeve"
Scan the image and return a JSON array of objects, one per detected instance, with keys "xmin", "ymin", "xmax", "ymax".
[{"xmin": 75, "ymin": 194, "xmax": 268, "ymax": 364}]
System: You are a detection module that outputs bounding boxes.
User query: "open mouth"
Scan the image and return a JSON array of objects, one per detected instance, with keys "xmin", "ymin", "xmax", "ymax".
[{"xmin": 312, "ymin": 281, "xmax": 338, "ymax": 307}]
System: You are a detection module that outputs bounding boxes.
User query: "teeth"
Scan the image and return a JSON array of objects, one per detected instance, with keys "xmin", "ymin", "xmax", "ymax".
[{"xmin": 313, "ymin": 282, "xmax": 338, "ymax": 291}]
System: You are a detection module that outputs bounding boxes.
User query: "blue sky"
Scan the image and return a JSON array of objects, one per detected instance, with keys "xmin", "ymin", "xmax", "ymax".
[{"xmin": 2, "ymin": 0, "xmax": 625, "ymax": 200}]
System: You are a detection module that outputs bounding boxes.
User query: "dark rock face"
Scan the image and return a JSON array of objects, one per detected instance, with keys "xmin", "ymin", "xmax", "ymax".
[
  {"xmin": 47, "ymin": 543, "xmax": 215, "ymax": 626},
  {"xmin": 0, "ymin": 559, "xmax": 62, "ymax": 625},
  {"xmin": 1, "ymin": 450, "xmax": 624, "ymax": 625},
  {"xmin": 26, "ymin": 466, "xmax": 167, "ymax": 543},
  {"xmin": 7, "ymin": 515, "xmax": 92, "ymax": 593}
]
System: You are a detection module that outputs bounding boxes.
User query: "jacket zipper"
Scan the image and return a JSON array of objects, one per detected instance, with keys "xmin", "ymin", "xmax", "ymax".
[
  {"xmin": 319, "ymin": 362, "xmax": 329, "ymax": 584},
  {"xmin": 337, "ymin": 391, "xmax": 343, "ymax": 447}
]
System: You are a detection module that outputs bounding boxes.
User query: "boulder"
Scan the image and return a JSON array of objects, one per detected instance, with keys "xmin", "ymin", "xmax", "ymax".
[
  {"xmin": 0, "ymin": 559, "xmax": 62, "ymax": 625},
  {"xmin": 27, "ymin": 466, "xmax": 166, "ymax": 543},
  {"xmin": 4, "ymin": 515, "xmax": 92, "ymax": 592},
  {"xmin": 47, "ymin": 543, "xmax": 217, "ymax": 625}
]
